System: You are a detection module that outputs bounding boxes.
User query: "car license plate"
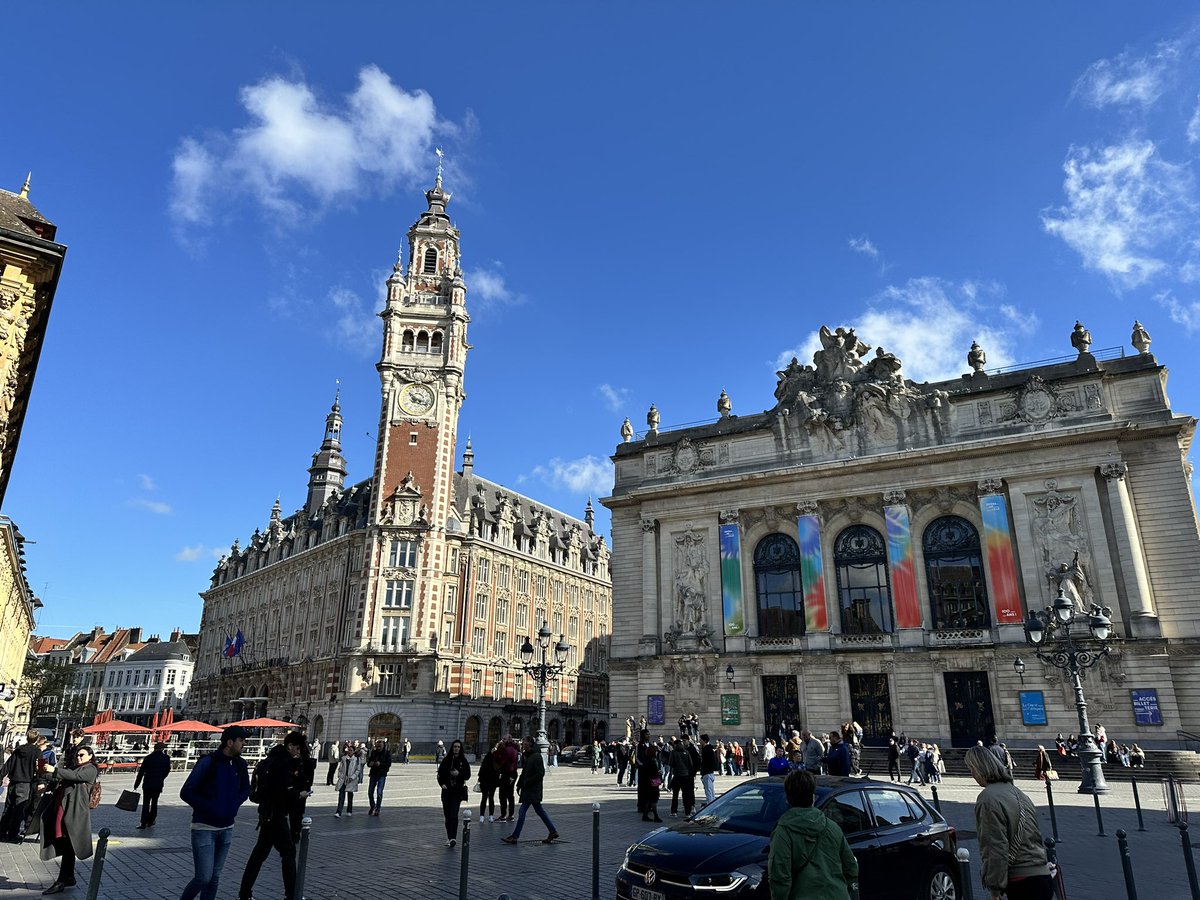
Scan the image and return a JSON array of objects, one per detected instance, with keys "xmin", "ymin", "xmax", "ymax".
[{"xmin": 631, "ymin": 888, "xmax": 665, "ymax": 900}]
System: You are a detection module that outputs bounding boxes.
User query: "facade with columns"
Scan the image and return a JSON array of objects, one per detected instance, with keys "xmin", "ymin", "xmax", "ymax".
[
  {"xmin": 603, "ymin": 321, "xmax": 1200, "ymax": 747},
  {"xmin": 190, "ymin": 180, "xmax": 612, "ymax": 754}
]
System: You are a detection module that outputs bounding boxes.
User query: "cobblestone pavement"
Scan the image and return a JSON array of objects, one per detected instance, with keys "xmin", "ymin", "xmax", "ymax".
[{"xmin": 1, "ymin": 764, "xmax": 1197, "ymax": 899}]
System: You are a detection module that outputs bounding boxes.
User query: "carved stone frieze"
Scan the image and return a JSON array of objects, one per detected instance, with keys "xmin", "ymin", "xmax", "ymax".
[
  {"xmin": 1100, "ymin": 462, "xmax": 1128, "ymax": 482},
  {"xmin": 1030, "ymin": 479, "xmax": 1095, "ymax": 610},
  {"xmin": 788, "ymin": 661, "xmax": 803, "ymax": 675},
  {"xmin": 672, "ymin": 526, "xmax": 709, "ymax": 637},
  {"xmin": 640, "ymin": 518, "xmax": 657, "ymax": 534},
  {"xmin": 996, "ymin": 375, "xmax": 1096, "ymax": 429},
  {"xmin": 882, "ymin": 489, "xmax": 907, "ymax": 506},
  {"xmin": 796, "ymin": 500, "xmax": 820, "ymax": 518},
  {"xmin": 879, "ymin": 660, "xmax": 895, "ymax": 673},
  {"xmin": 977, "ymin": 477, "xmax": 1004, "ymax": 496},
  {"xmin": 718, "ymin": 509, "xmax": 740, "ymax": 525},
  {"xmin": 661, "ymin": 438, "xmax": 716, "ymax": 477}
]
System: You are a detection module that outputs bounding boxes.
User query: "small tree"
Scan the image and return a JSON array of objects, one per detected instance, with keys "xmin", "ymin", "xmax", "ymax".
[{"xmin": 20, "ymin": 657, "xmax": 78, "ymax": 731}]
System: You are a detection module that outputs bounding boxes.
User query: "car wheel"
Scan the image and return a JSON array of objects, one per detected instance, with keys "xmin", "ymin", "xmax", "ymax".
[{"xmin": 922, "ymin": 865, "xmax": 958, "ymax": 900}]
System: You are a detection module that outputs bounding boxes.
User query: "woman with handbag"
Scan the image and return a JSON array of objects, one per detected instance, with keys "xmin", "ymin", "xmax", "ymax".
[
  {"xmin": 436, "ymin": 739, "xmax": 471, "ymax": 847},
  {"xmin": 1034, "ymin": 745, "xmax": 1055, "ymax": 782},
  {"xmin": 334, "ymin": 741, "xmax": 362, "ymax": 817},
  {"xmin": 36, "ymin": 744, "xmax": 99, "ymax": 894},
  {"xmin": 476, "ymin": 742, "xmax": 501, "ymax": 823}
]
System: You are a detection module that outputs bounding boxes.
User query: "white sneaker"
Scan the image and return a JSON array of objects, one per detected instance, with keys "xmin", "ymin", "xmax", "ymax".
[
  {"xmin": 479, "ymin": 815, "xmax": 484, "ymax": 823},
  {"xmin": 488, "ymin": 815, "xmax": 494, "ymax": 823},
  {"xmin": 334, "ymin": 813, "xmax": 341, "ymax": 818},
  {"xmin": 347, "ymin": 811, "xmax": 353, "ymax": 816}
]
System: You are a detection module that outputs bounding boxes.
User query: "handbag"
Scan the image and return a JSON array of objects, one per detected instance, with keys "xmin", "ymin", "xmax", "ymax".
[
  {"xmin": 472, "ymin": 782, "xmax": 482, "ymax": 793},
  {"xmin": 459, "ymin": 784, "xmax": 469, "ymax": 802},
  {"xmin": 88, "ymin": 780, "xmax": 103, "ymax": 810},
  {"xmin": 1047, "ymin": 769, "xmax": 1059, "ymax": 781},
  {"xmin": 115, "ymin": 789, "xmax": 140, "ymax": 812}
]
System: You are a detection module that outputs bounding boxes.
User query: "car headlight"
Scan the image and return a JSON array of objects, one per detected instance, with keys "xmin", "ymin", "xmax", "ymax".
[{"xmin": 689, "ymin": 872, "xmax": 749, "ymax": 892}]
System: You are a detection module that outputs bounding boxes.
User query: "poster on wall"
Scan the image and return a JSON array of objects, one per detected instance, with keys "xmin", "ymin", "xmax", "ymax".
[
  {"xmin": 979, "ymin": 494, "xmax": 1024, "ymax": 624},
  {"xmin": 647, "ymin": 694, "xmax": 665, "ymax": 726},
  {"xmin": 796, "ymin": 514, "xmax": 829, "ymax": 631},
  {"xmin": 719, "ymin": 524, "xmax": 746, "ymax": 636},
  {"xmin": 1019, "ymin": 690, "xmax": 1047, "ymax": 726},
  {"xmin": 884, "ymin": 505, "xmax": 921, "ymax": 628},
  {"xmin": 720, "ymin": 694, "xmax": 741, "ymax": 726},
  {"xmin": 1131, "ymin": 689, "xmax": 1162, "ymax": 726}
]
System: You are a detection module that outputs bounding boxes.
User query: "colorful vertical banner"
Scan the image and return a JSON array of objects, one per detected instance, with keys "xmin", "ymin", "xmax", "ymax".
[
  {"xmin": 979, "ymin": 493, "xmax": 1024, "ymax": 624},
  {"xmin": 719, "ymin": 524, "xmax": 745, "ymax": 635},
  {"xmin": 884, "ymin": 505, "xmax": 921, "ymax": 628},
  {"xmin": 796, "ymin": 514, "xmax": 829, "ymax": 631}
]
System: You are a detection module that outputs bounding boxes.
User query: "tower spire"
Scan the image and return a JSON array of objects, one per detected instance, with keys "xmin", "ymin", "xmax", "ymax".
[
  {"xmin": 306, "ymin": 390, "xmax": 348, "ymax": 517},
  {"xmin": 18, "ymin": 172, "xmax": 31, "ymax": 199}
]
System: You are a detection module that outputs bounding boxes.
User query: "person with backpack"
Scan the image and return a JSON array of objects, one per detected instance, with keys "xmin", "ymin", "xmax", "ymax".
[
  {"xmin": 237, "ymin": 732, "xmax": 306, "ymax": 900},
  {"xmin": 34, "ymin": 743, "xmax": 99, "ymax": 894},
  {"xmin": 288, "ymin": 742, "xmax": 316, "ymax": 843},
  {"xmin": 0, "ymin": 729, "xmax": 42, "ymax": 843},
  {"xmin": 134, "ymin": 741, "xmax": 173, "ymax": 829},
  {"xmin": 178, "ymin": 725, "xmax": 251, "ymax": 900}
]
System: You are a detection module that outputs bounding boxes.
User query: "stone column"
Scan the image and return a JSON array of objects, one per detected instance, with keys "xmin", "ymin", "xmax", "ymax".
[
  {"xmin": 639, "ymin": 517, "xmax": 661, "ymax": 656},
  {"xmin": 1099, "ymin": 462, "xmax": 1161, "ymax": 638}
]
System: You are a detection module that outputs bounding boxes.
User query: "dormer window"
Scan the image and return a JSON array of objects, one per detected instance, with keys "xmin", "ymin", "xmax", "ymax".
[{"xmin": 423, "ymin": 247, "xmax": 438, "ymax": 274}]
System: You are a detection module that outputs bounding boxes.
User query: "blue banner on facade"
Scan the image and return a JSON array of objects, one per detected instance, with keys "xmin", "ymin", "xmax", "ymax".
[
  {"xmin": 1131, "ymin": 688, "xmax": 1162, "ymax": 726},
  {"xmin": 647, "ymin": 694, "xmax": 665, "ymax": 725},
  {"xmin": 1019, "ymin": 690, "xmax": 1047, "ymax": 726}
]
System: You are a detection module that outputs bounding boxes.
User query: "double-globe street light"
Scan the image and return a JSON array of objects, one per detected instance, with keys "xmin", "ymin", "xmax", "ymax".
[
  {"xmin": 520, "ymin": 621, "xmax": 570, "ymax": 764},
  {"xmin": 1014, "ymin": 586, "xmax": 1114, "ymax": 794}
]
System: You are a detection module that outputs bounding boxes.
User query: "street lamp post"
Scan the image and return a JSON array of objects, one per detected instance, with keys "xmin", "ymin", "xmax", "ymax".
[
  {"xmin": 520, "ymin": 621, "xmax": 569, "ymax": 765},
  {"xmin": 1020, "ymin": 586, "xmax": 1114, "ymax": 794}
]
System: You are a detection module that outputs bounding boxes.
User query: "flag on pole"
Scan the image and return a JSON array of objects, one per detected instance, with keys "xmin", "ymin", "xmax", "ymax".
[
  {"xmin": 223, "ymin": 634, "xmax": 234, "ymax": 658},
  {"xmin": 232, "ymin": 629, "xmax": 245, "ymax": 657}
]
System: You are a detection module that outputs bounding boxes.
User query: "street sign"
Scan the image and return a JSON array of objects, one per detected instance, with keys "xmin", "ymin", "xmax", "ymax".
[
  {"xmin": 647, "ymin": 694, "xmax": 665, "ymax": 725},
  {"xmin": 1019, "ymin": 690, "xmax": 1047, "ymax": 726},
  {"xmin": 721, "ymin": 694, "xmax": 740, "ymax": 726},
  {"xmin": 1131, "ymin": 688, "xmax": 1162, "ymax": 726}
]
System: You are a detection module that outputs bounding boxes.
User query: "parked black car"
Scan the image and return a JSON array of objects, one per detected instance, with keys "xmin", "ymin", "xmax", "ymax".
[{"xmin": 616, "ymin": 775, "xmax": 960, "ymax": 900}]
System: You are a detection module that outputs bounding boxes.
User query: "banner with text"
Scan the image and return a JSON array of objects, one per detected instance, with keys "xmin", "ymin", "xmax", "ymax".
[
  {"xmin": 979, "ymin": 493, "xmax": 1024, "ymax": 624},
  {"xmin": 796, "ymin": 514, "xmax": 829, "ymax": 631},
  {"xmin": 885, "ymin": 505, "xmax": 922, "ymax": 629},
  {"xmin": 719, "ymin": 524, "xmax": 746, "ymax": 636}
]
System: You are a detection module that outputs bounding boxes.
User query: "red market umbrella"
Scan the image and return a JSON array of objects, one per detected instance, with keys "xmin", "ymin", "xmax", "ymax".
[
  {"xmin": 223, "ymin": 717, "xmax": 297, "ymax": 730},
  {"xmin": 156, "ymin": 719, "xmax": 222, "ymax": 733},
  {"xmin": 83, "ymin": 720, "xmax": 152, "ymax": 734}
]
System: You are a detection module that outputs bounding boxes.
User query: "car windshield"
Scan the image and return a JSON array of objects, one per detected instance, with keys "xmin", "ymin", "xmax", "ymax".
[{"xmin": 685, "ymin": 781, "xmax": 818, "ymax": 837}]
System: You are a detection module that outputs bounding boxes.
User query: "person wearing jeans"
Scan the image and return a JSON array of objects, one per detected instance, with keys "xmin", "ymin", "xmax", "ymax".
[
  {"xmin": 178, "ymin": 726, "xmax": 251, "ymax": 900},
  {"xmin": 366, "ymin": 740, "xmax": 392, "ymax": 816},
  {"xmin": 184, "ymin": 827, "xmax": 234, "ymax": 900},
  {"xmin": 502, "ymin": 737, "xmax": 558, "ymax": 844},
  {"xmin": 699, "ymin": 734, "xmax": 718, "ymax": 807}
]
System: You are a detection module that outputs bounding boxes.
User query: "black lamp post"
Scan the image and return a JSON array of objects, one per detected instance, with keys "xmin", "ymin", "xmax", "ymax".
[
  {"xmin": 1020, "ymin": 586, "xmax": 1113, "ymax": 794},
  {"xmin": 520, "ymin": 621, "xmax": 569, "ymax": 764}
]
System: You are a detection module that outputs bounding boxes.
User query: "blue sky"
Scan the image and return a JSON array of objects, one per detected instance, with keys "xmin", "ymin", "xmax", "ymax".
[{"xmin": 6, "ymin": 4, "xmax": 1200, "ymax": 638}]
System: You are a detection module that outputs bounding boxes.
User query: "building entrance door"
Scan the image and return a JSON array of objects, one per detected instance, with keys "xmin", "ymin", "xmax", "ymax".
[
  {"xmin": 943, "ymin": 671, "xmax": 996, "ymax": 748},
  {"xmin": 762, "ymin": 675, "xmax": 801, "ymax": 742},
  {"xmin": 848, "ymin": 674, "xmax": 893, "ymax": 746}
]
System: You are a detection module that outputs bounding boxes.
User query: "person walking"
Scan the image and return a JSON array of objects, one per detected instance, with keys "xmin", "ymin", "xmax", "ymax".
[
  {"xmin": 502, "ymin": 736, "xmax": 558, "ymax": 844},
  {"xmin": 886, "ymin": 737, "xmax": 901, "ymax": 782},
  {"xmin": 825, "ymin": 731, "xmax": 851, "ymax": 777},
  {"xmin": 699, "ymin": 734, "xmax": 718, "ymax": 808},
  {"xmin": 768, "ymin": 769, "xmax": 858, "ymax": 900},
  {"xmin": 334, "ymin": 742, "xmax": 363, "ymax": 817},
  {"xmin": 436, "ymin": 739, "xmax": 471, "ymax": 848},
  {"xmin": 0, "ymin": 728, "xmax": 41, "ymax": 843},
  {"xmin": 799, "ymin": 730, "xmax": 824, "ymax": 773},
  {"xmin": 635, "ymin": 730, "xmax": 663, "ymax": 822},
  {"xmin": 905, "ymin": 739, "xmax": 925, "ymax": 785},
  {"xmin": 667, "ymin": 736, "xmax": 699, "ymax": 819},
  {"xmin": 965, "ymin": 745, "xmax": 1053, "ymax": 900},
  {"xmin": 178, "ymin": 725, "xmax": 252, "ymax": 900},
  {"xmin": 402, "ymin": 738, "xmax": 412, "ymax": 765},
  {"xmin": 324, "ymin": 740, "xmax": 339, "ymax": 786},
  {"xmin": 434, "ymin": 740, "xmax": 446, "ymax": 764},
  {"xmin": 590, "ymin": 740, "xmax": 602, "ymax": 774},
  {"xmin": 134, "ymin": 741, "xmax": 173, "ymax": 829},
  {"xmin": 237, "ymin": 732, "xmax": 307, "ymax": 900},
  {"xmin": 34, "ymin": 744, "xmax": 99, "ymax": 895},
  {"xmin": 289, "ymin": 743, "xmax": 316, "ymax": 843},
  {"xmin": 495, "ymin": 736, "xmax": 519, "ymax": 822},
  {"xmin": 366, "ymin": 740, "xmax": 392, "ymax": 816},
  {"xmin": 1034, "ymin": 745, "xmax": 1055, "ymax": 782},
  {"xmin": 747, "ymin": 738, "xmax": 760, "ymax": 776},
  {"xmin": 477, "ymin": 742, "xmax": 501, "ymax": 823},
  {"xmin": 547, "ymin": 739, "xmax": 559, "ymax": 768}
]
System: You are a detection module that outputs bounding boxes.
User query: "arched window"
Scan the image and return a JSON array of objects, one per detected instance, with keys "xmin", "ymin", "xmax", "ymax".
[
  {"xmin": 368, "ymin": 712, "xmax": 402, "ymax": 751},
  {"xmin": 423, "ymin": 246, "xmax": 438, "ymax": 274},
  {"xmin": 430, "ymin": 331, "xmax": 443, "ymax": 354},
  {"xmin": 834, "ymin": 525, "xmax": 894, "ymax": 633},
  {"xmin": 754, "ymin": 533, "xmax": 805, "ymax": 637},
  {"xmin": 401, "ymin": 329, "xmax": 415, "ymax": 352},
  {"xmin": 416, "ymin": 330, "xmax": 429, "ymax": 353},
  {"xmin": 923, "ymin": 515, "xmax": 990, "ymax": 629}
]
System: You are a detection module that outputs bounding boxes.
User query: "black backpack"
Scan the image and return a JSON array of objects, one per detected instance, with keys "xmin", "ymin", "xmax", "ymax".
[{"xmin": 247, "ymin": 757, "xmax": 271, "ymax": 805}]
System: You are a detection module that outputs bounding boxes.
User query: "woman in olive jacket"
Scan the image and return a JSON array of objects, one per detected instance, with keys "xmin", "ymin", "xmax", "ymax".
[
  {"xmin": 37, "ymin": 744, "xmax": 99, "ymax": 894},
  {"xmin": 965, "ymin": 745, "xmax": 1052, "ymax": 900}
]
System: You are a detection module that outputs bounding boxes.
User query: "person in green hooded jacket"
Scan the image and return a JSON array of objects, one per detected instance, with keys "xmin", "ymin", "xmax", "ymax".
[{"xmin": 768, "ymin": 769, "xmax": 858, "ymax": 900}]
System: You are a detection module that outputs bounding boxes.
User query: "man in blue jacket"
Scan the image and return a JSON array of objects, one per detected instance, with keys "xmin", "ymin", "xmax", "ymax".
[{"xmin": 178, "ymin": 725, "xmax": 251, "ymax": 900}]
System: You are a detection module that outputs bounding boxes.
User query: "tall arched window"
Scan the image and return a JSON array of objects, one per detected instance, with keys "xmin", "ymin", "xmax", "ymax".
[
  {"xmin": 423, "ymin": 246, "xmax": 438, "ymax": 274},
  {"xmin": 430, "ymin": 331, "xmax": 443, "ymax": 355},
  {"xmin": 834, "ymin": 525, "xmax": 894, "ymax": 633},
  {"xmin": 923, "ymin": 515, "xmax": 990, "ymax": 629},
  {"xmin": 401, "ymin": 329, "xmax": 415, "ymax": 352},
  {"xmin": 754, "ymin": 533, "xmax": 805, "ymax": 637}
]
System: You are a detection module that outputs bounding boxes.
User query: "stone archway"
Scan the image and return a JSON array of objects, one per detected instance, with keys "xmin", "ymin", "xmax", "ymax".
[
  {"xmin": 509, "ymin": 717, "xmax": 523, "ymax": 739},
  {"xmin": 548, "ymin": 719, "xmax": 560, "ymax": 741},
  {"xmin": 368, "ymin": 713, "xmax": 402, "ymax": 752},
  {"xmin": 464, "ymin": 715, "xmax": 482, "ymax": 756},
  {"xmin": 311, "ymin": 715, "xmax": 324, "ymax": 742},
  {"xmin": 487, "ymin": 716, "xmax": 503, "ymax": 749}
]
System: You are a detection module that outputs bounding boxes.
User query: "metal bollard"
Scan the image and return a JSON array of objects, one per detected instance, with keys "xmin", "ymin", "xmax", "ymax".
[
  {"xmin": 1181, "ymin": 822, "xmax": 1200, "ymax": 900},
  {"xmin": 930, "ymin": 784, "xmax": 942, "ymax": 814},
  {"xmin": 592, "ymin": 802, "xmax": 601, "ymax": 900},
  {"xmin": 1093, "ymin": 790, "xmax": 1106, "ymax": 836},
  {"xmin": 1044, "ymin": 836, "xmax": 1057, "ymax": 866},
  {"xmin": 85, "ymin": 827, "xmax": 112, "ymax": 900},
  {"xmin": 956, "ymin": 847, "xmax": 975, "ymax": 900},
  {"xmin": 294, "ymin": 816, "xmax": 312, "ymax": 900},
  {"xmin": 1045, "ymin": 777, "xmax": 1060, "ymax": 843},
  {"xmin": 460, "ymin": 810, "xmax": 472, "ymax": 900},
  {"xmin": 1117, "ymin": 829, "xmax": 1138, "ymax": 900},
  {"xmin": 1132, "ymin": 777, "xmax": 1147, "ymax": 832}
]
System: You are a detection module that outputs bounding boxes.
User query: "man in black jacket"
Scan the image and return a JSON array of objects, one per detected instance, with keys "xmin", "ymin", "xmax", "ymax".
[
  {"xmin": 667, "ymin": 736, "xmax": 701, "ymax": 818},
  {"xmin": 0, "ymin": 729, "xmax": 41, "ymax": 842},
  {"xmin": 699, "ymin": 734, "xmax": 719, "ymax": 808},
  {"xmin": 237, "ymin": 732, "xmax": 306, "ymax": 900},
  {"xmin": 135, "ymin": 741, "xmax": 173, "ymax": 828},
  {"xmin": 366, "ymin": 740, "xmax": 391, "ymax": 816}
]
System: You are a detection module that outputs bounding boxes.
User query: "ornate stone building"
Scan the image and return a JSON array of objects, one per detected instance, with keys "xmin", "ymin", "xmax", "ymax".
[
  {"xmin": 0, "ymin": 176, "xmax": 64, "ymax": 739},
  {"xmin": 190, "ymin": 179, "xmax": 612, "ymax": 753},
  {"xmin": 603, "ymin": 321, "xmax": 1199, "ymax": 747}
]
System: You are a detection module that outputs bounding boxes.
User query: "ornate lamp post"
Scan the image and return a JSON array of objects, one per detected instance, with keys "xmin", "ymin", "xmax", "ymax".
[
  {"xmin": 1020, "ymin": 586, "xmax": 1113, "ymax": 794},
  {"xmin": 520, "ymin": 621, "xmax": 569, "ymax": 764}
]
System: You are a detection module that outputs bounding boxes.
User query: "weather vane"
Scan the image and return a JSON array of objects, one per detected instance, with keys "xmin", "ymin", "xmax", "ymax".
[{"xmin": 435, "ymin": 147, "xmax": 445, "ymax": 185}]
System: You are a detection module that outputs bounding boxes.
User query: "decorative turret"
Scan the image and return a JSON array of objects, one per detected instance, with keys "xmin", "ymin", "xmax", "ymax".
[
  {"xmin": 306, "ymin": 390, "xmax": 348, "ymax": 516},
  {"xmin": 584, "ymin": 498, "xmax": 595, "ymax": 530},
  {"xmin": 462, "ymin": 437, "xmax": 474, "ymax": 477}
]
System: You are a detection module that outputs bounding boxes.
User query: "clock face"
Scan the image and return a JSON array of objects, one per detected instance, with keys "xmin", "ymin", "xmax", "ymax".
[{"xmin": 399, "ymin": 383, "xmax": 436, "ymax": 416}]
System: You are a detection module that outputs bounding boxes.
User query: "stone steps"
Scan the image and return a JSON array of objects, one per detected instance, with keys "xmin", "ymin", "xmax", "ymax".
[{"xmin": 857, "ymin": 746, "xmax": 1200, "ymax": 783}]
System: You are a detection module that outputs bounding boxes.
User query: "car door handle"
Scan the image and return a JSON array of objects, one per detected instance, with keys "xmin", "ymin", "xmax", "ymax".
[{"xmin": 864, "ymin": 844, "xmax": 879, "ymax": 850}]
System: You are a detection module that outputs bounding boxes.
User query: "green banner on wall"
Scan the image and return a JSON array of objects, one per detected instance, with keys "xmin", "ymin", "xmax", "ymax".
[{"xmin": 721, "ymin": 693, "xmax": 741, "ymax": 726}]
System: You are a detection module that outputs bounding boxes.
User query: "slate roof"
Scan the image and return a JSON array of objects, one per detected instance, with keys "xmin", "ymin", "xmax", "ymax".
[
  {"xmin": 0, "ymin": 187, "xmax": 58, "ymax": 242},
  {"xmin": 125, "ymin": 640, "xmax": 192, "ymax": 663}
]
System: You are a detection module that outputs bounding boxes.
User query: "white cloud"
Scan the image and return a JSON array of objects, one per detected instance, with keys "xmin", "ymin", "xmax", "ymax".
[
  {"xmin": 1041, "ymin": 139, "xmax": 1193, "ymax": 288},
  {"xmin": 175, "ymin": 544, "xmax": 205, "ymax": 562},
  {"xmin": 848, "ymin": 235, "xmax": 880, "ymax": 259},
  {"xmin": 170, "ymin": 65, "xmax": 451, "ymax": 228},
  {"xmin": 128, "ymin": 498, "xmax": 172, "ymax": 515},
  {"xmin": 467, "ymin": 262, "xmax": 525, "ymax": 312},
  {"xmin": 597, "ymin": 383, "xmax": 631, "ymax": 412},
  {"xmin": 774, "ymin": 277, "xmax": 1029, "ymax": 382},
  {"xmin": 530, "ymin": 455, "xmax": 614, "ymax": 498},
  {"xmin": 137, "ymin": 473, "xmax": 156, "ymax": 491},
  {"xmin": 1188, "ymin": 96, "xmax": 1200, "ymax": 144},
  {"xmin": 1156, "ymin": 290, "xmax": 1200, "ymax": 332},
  {"xmin": 327, "ymin": 286, "xmax": 379, "ymax": 354},
  {"xmin": 1073, "ymin": 39, "xmax": 1182, "ymax": 109}
]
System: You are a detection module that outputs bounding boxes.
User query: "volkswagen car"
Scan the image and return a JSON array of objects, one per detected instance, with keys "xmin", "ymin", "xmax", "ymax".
[{"xmin": 616, "ymin": 775, "xmax": 960, "ymax": 900}]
